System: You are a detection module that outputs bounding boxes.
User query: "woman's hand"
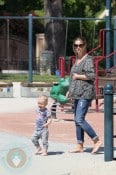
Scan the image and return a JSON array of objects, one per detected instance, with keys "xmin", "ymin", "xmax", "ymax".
[
  {"xmin": 66, "ymin": 91, "xmax": 69, "ymax": 99},
  {"xmin": 72, "ymin": 73, "xmax": 89, "ymax": 80},
  {"xmin": 72, "ymin": 73, "xmax": 78, "ymax": 80}
]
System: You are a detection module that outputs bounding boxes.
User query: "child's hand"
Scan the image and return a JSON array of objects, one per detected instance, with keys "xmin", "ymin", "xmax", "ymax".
[{"xmin": 42, "ymin": 124, "xmax": 48, "ymax": 128}]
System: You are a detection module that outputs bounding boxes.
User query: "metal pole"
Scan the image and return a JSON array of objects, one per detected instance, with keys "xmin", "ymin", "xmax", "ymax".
[
  {"xmin": 106, "ymin": 0, "xmax": 111, "ymax": 69},
  {"xmin": 28, "ymin": 14, "xmax": 33, "ymax": 82},
  {"xmin": 6, "ymin": 18, "xmax": 9, "ymax": 71},
  {"xmin": 104, "ymin": 84, "xmax": 114, "ymax": 161},
  {"xmin": 64, "ymin": 20, "xmax": 68, "ymax": 60},
  {"xmin": 114, "ymin": 16, "xmax": 116, "ymax": 66}
]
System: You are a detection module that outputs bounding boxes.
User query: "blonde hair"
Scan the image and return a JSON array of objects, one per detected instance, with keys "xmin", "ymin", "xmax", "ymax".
[{"xmin": 38, "ymin": 95, "xmax": 48, "ymax": 104}]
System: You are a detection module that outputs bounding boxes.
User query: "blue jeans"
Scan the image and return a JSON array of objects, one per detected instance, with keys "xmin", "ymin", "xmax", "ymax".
[{"xmin": 74, "ymin": 99, "xmax": 98, "ymax": 144}]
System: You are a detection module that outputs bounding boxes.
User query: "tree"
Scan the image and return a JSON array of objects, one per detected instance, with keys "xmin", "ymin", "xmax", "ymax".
[
  {"xmin": 0, "ymin": 0, "xmax": 43, "ymax": 15},
  {"xmin": 44, "ymin": 0, "xmax": 65, "ymax": 69}
]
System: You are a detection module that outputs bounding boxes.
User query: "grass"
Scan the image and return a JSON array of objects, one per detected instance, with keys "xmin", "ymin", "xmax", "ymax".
[{"xmin": 0, "ymin": 73, "xmax": 59, "ymax": 83}]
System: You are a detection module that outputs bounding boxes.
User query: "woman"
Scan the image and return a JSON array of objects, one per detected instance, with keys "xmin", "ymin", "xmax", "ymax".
[{"xmin": 66, "ymin": 36, "xmax": 102, "ymax": 154}]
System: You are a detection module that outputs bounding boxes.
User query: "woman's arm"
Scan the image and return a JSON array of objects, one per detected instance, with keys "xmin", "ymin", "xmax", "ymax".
[{"xmin": 72, "ymin": 73, "xmax": 89, "ymax": 80}]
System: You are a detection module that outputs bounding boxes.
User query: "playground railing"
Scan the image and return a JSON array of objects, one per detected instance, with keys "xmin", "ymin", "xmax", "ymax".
[{"xmin": 94, "ymin": 51, "xmax": 116, "ymax": 111}]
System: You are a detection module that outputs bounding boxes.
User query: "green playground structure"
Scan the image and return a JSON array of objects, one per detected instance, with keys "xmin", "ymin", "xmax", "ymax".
[{"xmin": 50, "ymin": 77, "xmax": 70, "ymax": 104}]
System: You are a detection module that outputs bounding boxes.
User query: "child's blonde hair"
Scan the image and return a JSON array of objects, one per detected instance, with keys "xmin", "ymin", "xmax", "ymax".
[{"xmin": 38, "ymin": 95, "xmax": 48, "ymax": 104}]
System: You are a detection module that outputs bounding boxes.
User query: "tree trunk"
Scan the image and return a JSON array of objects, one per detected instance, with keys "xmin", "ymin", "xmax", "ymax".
[{"xmin": 44, "ymin": 0, "xmax": 65, "ymax": 71}]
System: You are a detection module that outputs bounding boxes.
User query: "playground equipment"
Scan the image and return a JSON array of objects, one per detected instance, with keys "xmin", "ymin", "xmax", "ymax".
[{"xmin": 50, "ymin": 77, "xmax": 70, "ymax": 104}]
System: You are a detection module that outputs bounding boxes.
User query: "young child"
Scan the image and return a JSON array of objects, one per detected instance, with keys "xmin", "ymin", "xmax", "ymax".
[{"xmin": 32, "ymin": 95, "xmax": 52, "ymax": 156}]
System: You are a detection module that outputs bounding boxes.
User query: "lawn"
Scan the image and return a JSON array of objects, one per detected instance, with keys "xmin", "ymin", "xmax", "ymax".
[{"xmin": 0, "ymin": 73, "xmax": 58, "ymax": 83}]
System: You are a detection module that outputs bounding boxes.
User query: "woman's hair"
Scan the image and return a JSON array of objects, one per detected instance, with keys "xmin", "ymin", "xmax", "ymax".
[
  {"xmin": 73, "ymin": 36, "xmax": 87, "ymax": 45},
  {"xmin": 72, "ymin": 36, "xmax": 87, "ymax": 54}
]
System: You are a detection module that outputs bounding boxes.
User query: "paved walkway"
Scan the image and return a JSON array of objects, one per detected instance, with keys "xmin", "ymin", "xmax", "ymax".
[{"xmin": 0, "ymin": 96, "xmax": 116, "ymax": 175}]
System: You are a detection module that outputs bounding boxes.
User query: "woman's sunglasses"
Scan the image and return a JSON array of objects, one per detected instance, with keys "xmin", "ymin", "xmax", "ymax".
[{"xmin": 74, "ymin": 43, "xmax": 85, "ymax": 48}]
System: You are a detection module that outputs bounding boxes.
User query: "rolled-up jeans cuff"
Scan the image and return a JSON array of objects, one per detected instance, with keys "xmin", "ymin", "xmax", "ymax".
[
  {"xmin": 92, "ymin": 136, "xmax": 99, "ymax": 141},
  {"xmin": 77, "ymin": 140, "xmax": 83, "ymax": 144}
]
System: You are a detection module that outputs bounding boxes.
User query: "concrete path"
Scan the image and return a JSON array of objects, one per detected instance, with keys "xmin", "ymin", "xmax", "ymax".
[
  {"xmin": 0, "ymin": 85, "xmax": 116, "ymax": 175},
  {"xmin": 0, "ymin": 131, "xmax": 116, "ymax": 175}
]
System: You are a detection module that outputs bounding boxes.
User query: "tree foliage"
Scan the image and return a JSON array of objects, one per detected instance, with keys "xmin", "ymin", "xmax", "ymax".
[
  {"xmin": 62, "ymin": 0, "xmax": 105, "ymax": 17},
  {"xmin": 0, "ymin": 0, "xmax": 43, "ymax": 15},
  {"xmin": 0, "ymin": 0, "xmax": 115, "ymax": 61}
]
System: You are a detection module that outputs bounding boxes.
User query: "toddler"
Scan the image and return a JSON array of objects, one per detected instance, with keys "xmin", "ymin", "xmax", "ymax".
[{"xmin": 32, "ymin": 95, "xmax": 52, "ymax": 156}]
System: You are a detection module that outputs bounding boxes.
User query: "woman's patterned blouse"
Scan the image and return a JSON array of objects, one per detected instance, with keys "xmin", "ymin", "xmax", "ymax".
[{"xmin": 69, "ymin": 55, "xmax": 95, "ymax": 99}]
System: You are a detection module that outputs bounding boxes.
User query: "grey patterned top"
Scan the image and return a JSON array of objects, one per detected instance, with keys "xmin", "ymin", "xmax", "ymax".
[{"xmin": 69, "ymin": 55, "xmax": 95, "ymax": 99}]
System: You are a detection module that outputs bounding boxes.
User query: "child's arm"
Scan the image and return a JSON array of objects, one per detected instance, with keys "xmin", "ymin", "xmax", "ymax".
[{"xmin": 43, "ymin": 116, "xmax": 52, "ymax": 128}]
